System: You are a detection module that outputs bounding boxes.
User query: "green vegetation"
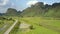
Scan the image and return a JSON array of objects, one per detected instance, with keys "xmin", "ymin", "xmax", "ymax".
[
  {"xmin": 0, "ymin": 2, "xmax": 60, "ymax": 34},
  {"xmin": 16, "ymin": 17, "xmax": 60, "ymax": 34},
  {"xmin": 0, "ymin": 17, "xmax": 14, "ymax": 34},
  {"xmin": 9, "ymin": 21, "xmax": 21, "ymax": 34}
]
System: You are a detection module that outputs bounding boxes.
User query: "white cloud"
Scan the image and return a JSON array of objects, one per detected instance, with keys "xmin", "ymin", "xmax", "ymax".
[
  {"xmin": 27, "ymin": 0, "xmax": 38, "ymax": 6},
  {"xmin": 0, "ymin": 0, "xmax": 9, "ymax": 6},
  {"xmin": 44, "ymin": 2, "xmax": 47, "ymax": 5},
  {"xmin": 10, "ymin": 3, "xmax": 16, "ymax": 8}
]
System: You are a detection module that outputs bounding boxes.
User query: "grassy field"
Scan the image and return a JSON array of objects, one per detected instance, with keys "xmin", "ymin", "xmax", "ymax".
[
  {"xmin": 16, "ymin": 17, "xmax": 60, "ymax": 34},
  {"xmin": 9, "ymin": 21, "xmax": 20, "ymax": 34},
  {"xmin": 0, "ymin": 17, "xmax": 60, "ymax": 34},
  {"xmin": 0, "ymin": 18, "xmax": 14, "ymax": 34}
]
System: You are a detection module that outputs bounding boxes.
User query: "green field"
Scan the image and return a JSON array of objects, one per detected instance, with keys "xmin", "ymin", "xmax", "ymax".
[
  {"xmin": 0, "ymin": 17, "xmax": 60, "ymax": 34},
  {"xmin": 0, "ymin": 18, "xmax": 14, "ymax": 34},
  {"xmin": 15, "ymin": 17, "xmax": 60, "ymax": 34}
]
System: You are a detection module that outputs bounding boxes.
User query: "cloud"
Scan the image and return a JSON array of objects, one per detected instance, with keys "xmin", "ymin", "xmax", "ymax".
[
  {"xmin": 27, "ymin": 0, "xmax": 38, "ymax": 6},
  {"xmin": 0, "ymin": 0, "xmax": 16, "ymax": 13},
  {"xmin": 0, "ymin": 0, "xmax": 9, "ymax": 6},
  {"xmin": 0, "ymin": 7, "xmax": 7, "ymax": 13},
  {"xmin": 44, "ymin": 2, "xmax": 47, "ymax": 5}
]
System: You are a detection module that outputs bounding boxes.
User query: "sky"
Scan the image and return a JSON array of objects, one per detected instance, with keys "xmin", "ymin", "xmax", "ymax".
[{"xmin": 0, "ymin": 0, "xmax": 60, "ymax": 13}]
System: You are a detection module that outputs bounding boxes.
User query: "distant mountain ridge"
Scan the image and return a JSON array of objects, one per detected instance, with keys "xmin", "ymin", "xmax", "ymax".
[
  {"xmin": 21, "ymin": 2, "xmax": 60, "ymax": 17},
  {"xmin": 0, "ymin": 2, "xmax": 60, "ymax": 18}
]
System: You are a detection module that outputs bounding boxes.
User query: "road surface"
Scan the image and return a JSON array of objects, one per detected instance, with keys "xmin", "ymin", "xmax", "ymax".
[{"xmin": 4, "ymin": 20, "xmax": 18, "ymax": 34}]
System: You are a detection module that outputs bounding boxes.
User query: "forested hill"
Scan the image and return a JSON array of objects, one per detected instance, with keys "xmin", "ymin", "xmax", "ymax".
[{"xmin": 0, "ymin": 2, "xmax": 60, "ymax": 18}]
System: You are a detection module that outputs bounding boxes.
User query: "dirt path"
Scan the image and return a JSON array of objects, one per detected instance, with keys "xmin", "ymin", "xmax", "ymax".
[
  {"xmin": 4, "ymin": 20, "xmax": 18, "ymax": 34},
  {"xmin": 20, "ymin": 23, "xmax": 30, "ymax": 28}
]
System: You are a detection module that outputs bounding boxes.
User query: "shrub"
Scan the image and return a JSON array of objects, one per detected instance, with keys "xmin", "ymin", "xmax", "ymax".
[{"xmin": 29, "ymin": 25, "xmax": 34, "ymax": 29}]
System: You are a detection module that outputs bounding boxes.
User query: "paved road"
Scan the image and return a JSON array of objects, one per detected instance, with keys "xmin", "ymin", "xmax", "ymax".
[{"xmin": 4, "ymin": 20, "xmax": 18, "ymax": 34}]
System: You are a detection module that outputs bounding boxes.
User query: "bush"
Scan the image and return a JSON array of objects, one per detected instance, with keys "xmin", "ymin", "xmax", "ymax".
[
  {"xmin": 8, "ymin": 18, "xmax": 12, "ymax": 20},
  {"xmin": 29, "ymin": 25, "xmax": 34, "ymax": 29}
]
